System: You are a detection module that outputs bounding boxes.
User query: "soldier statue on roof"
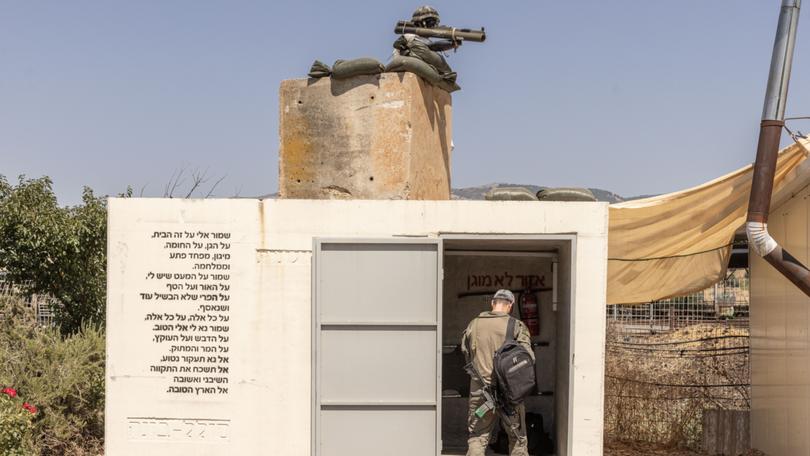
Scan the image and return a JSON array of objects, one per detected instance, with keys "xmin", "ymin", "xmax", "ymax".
[
  {"xmin": 401, "ymin": 6, "xmax": 462, "ymax": 52},
  {"xmin": 308, "ymin": 5, "xmax": 485, "ymax": 93}
]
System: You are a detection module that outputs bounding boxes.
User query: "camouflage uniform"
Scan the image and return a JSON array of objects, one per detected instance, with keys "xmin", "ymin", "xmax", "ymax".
[{"xmin": 461, "ymin": 311, "xmax": 534, "ymax": 456}]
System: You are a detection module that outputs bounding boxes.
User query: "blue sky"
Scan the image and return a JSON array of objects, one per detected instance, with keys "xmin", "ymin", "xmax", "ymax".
[{"xmin": 2, "ymin": 1, "xmax": 809, "ymax": 205}]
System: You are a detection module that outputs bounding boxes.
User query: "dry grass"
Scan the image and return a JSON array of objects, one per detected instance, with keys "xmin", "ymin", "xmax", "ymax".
[
  {"xmin": 604, "ymin": 322, "xmax": 750, "ymax": 450},
  {"xmin": 605, "ymin": 439, "xmax": 708, "ymax": 455},
  {"xmin": 605, "ymin": 441, "xmax": 767, "ymax": 456}
]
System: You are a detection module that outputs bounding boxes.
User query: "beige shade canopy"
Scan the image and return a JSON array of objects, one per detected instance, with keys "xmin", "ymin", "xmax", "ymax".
[{"xmin": 607, "ymin": 139, "xmax": 810, "ymax": 305}]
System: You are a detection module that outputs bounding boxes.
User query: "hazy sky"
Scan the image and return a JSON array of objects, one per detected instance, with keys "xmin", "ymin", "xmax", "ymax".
[{"xmin": 3, "ymin": 1, "xmax": 810, "ymax": 205}]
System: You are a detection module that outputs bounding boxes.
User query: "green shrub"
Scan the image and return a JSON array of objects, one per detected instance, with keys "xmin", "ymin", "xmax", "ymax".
[{"xmin": 0, "ymin": 296, "xmax": 104, "ymax": 455}]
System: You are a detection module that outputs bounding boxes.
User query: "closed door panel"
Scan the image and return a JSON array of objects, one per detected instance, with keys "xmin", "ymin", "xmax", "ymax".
[
  {"xmin": 320, "ymin": 328, "xmax": 437, "ymax": 403},
  {"xmin": 314, "ymin": 240, "xmax": 441, "ymax": 456},
  {"xmin": 320, "ymin": 408, "xmax": 436, "ymax": 456},
  {"xmin": 319, "ymin": 243, "xmax": 438, "ymax": 323}
]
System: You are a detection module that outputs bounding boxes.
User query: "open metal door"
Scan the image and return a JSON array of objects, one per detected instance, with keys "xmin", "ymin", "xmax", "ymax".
[{"xmin": 313, "ymin": 239, "xmax": 442, "ymax": 456}]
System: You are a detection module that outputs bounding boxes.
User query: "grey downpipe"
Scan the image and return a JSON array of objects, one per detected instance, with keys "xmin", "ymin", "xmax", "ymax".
[{"xmin": 746, "ymin": 0, "xmax": 810, "ymax": 296}]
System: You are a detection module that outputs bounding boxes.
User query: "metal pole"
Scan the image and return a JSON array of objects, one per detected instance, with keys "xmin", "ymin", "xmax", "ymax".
[
  {"xmin": 746, "ymin": 0, "xmax": 810, "ymax": 297},
  {"xmin": 762, "ymin": 0, "xmax": 802, "ymax": 122}
]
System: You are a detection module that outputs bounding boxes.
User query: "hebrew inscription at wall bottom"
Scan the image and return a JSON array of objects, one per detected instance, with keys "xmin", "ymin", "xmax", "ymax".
[{"xmin": 127, "ymin": 417, "xmax": 230, "ymax": 442}]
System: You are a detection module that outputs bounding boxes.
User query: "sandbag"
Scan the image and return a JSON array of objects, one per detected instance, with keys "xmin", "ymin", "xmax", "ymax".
[
  {"xmin": 435, "ymin": 78, "xmax": 461, "ymax": 93},
  {"xmin": 386, "ymin": 54, "xmax": 442, "ymax": 82},
  {"xmin": 485, "ymin": 187, "xmax": 538, "ymax": 201},
  {"xmin": 385, "ymin": 55, "xmax": 460, "ymax": 93},
  {"xmin": 331, "ymin": 57, "xmax": 385, "ymax": 80},
  {"xmin": 536, "ymin": 187, "xmax": 597, "ymax": 202},
  {"xmin": 307, "ymin": 60, "xmax": 331, "ymax": 78}
]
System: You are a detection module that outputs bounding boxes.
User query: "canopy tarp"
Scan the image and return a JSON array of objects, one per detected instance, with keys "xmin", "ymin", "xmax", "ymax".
[{"xmin": 607, "ymin": 140, "xmax": 810, "ymax": 305}]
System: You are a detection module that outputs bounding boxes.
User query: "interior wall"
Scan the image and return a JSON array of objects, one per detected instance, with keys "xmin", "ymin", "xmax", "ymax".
[{"xmin": 442, "ymin": 254, "xmax": 553, "ymax": 345}]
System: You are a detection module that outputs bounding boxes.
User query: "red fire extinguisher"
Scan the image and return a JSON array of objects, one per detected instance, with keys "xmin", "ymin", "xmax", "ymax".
[{"xmin": 519, "ymin": 289, "xmax": 540, "ymax": 337}]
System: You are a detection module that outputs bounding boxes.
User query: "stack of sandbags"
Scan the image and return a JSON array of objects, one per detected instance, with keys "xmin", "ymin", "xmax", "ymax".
[
  {"xmin": 536, "ymin": 188, "xmax": 597, "ymax": 202},
  {"xmin": 485, "ymin": 187, "xmax": 538, "ymax": 201},
  {"xmin": 307, "ymin": 58, "xmax": 385, "ymax": 79},
  {"xmin": 306, "ymin": 34, "xmax": 461, "ymax": 93}
]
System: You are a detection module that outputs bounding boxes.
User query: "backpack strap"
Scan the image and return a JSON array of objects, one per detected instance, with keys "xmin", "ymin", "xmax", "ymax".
[{"xmin": 505, "ymin": 317, "xmax": 516, "ymax": 343}]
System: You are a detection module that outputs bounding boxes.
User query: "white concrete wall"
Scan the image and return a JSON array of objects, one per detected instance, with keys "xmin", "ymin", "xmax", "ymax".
[
  {"xmin": 106, "ymin": 199, "xmax": 609, "ymax": 456},
  {"xmin": 751, "ymin": 184, "xmax": 810, "ymax": 455},
  {"xmin": 556, "ymin": 241, "xmax": 573, "ymax": 455},
  {"xmin": 106, "ymin": 199, "xmax": 265, "ymax": 455}
]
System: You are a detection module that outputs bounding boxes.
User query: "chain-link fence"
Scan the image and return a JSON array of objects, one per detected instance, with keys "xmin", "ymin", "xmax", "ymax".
[
  {"xmin": 604, "ymin": 269, "xmax": 750, "ymax": 450},
  {"xmin": 607, "ymin": 269, "xmax": 749, "ymax": 335}
]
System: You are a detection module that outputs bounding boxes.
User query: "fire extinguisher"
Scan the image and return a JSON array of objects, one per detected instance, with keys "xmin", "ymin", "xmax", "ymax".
[{"xmin": 519, "ymin": 289, "xmax": 540, "ymax": 337}]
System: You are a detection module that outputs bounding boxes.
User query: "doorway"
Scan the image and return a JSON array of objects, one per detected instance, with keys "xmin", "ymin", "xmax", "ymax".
[{"xmin": 440, "ymin": 236, "xmax": 571, "ymax": 456}]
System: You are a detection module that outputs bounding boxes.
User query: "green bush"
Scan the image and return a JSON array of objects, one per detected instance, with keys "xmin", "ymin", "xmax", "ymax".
[
  {"xmin": 0, "ymin": 175, "xmax": 108, "ymax": 334},
  {"xmin": 0, "ymin": 296, "xmax": 104, "ymax": 455}
]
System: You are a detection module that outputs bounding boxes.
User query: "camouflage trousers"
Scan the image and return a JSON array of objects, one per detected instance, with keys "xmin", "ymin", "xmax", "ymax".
[{"xmin": 466, "ymin": 379, "xmax": 528, "ymax": 456}]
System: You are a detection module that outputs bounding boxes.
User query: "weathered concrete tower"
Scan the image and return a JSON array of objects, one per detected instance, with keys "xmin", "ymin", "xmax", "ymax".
[{"xmin": 278, "ymin": 72, "xmax": 452, "ymax": 200}]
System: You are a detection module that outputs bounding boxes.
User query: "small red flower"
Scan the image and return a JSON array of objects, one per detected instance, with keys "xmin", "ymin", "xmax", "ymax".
[
  {"xmin": 22, "ymin": 403, "xmax": 37, "ymax": 415},
  {"xmin": 1, "ymin": 387, "xmax": 17, "ymax": 398}
]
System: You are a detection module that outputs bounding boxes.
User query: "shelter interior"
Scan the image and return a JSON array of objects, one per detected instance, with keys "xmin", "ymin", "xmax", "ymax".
[{"xmin": 440, "ymin": 237, "xmax": 572, "ymax": 455}]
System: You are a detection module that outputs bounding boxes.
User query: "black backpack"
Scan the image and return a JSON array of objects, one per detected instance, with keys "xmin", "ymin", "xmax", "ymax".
[{"xmin": 492, "ymin": 317, "xmax": 536, "ymax": 409}]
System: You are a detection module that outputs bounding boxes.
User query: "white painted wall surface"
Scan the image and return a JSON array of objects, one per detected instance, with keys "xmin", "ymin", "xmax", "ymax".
[
  {"xmin": 106, "ymin": 199, "xmax": 609, "ymax": 456},
  {"xmin": 751, "ymin": 184, "xmax": 810, "ymax": 455},
  {"xmin": 106, "ymin": 199, "xmax": 262, "ymax": 455}
]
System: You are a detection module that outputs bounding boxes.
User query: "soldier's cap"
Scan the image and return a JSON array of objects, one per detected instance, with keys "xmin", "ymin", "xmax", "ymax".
[{"xmin": 492, "ymin": 289, "xmax": 515, "ymax": 304}]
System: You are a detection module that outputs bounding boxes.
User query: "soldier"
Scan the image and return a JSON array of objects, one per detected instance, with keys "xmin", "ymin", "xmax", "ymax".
[
  {"xmin": 461, "ymin": 289, "xmax": 534, "ymax": 456},
  {"xmin": 393, "ymin": 6, "xmax": 458, "ymax": 83},
  {"xmin": 406, "ymin": 5, "xmax": 462, "ymax": 52}
]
